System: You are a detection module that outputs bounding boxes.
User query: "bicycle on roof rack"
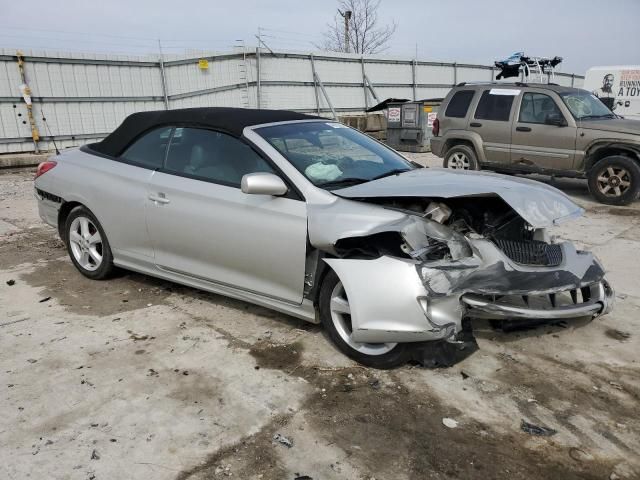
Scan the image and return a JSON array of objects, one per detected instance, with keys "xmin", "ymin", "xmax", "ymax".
[{"xmin": 494, "ymin": 52, "xmax": 563, "ymax": 84}]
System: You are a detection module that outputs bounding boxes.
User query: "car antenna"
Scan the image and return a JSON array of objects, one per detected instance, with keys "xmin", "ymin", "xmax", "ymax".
[{"xmin": 39, "ymin": 106, "xmax": 60, "ymax": 155}]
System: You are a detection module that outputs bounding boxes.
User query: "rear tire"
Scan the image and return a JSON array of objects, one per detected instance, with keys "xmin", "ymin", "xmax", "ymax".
[
  {"xmin": 319, "ymin": 270, "xmax": 410, "ymax": 369},
  {"xmin": 64, "ymin": 206, "xmax": 115, "ymax": 280},
  {"xmin": 588, "ymin": 155, "xmax": 640, "ymax": 205},
  {"xmin": 443, "ymin": 144, "xmax": 479, "ymax": 170}
]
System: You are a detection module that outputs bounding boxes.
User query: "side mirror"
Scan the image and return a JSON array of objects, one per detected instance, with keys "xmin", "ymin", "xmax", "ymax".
[
  {"xmin": 545, "ymin": 112, "xmax": 567, "ymax": 127},
  {"xmin": 241, "ymin": 172, "xmax": 288, "ymax": 196}
]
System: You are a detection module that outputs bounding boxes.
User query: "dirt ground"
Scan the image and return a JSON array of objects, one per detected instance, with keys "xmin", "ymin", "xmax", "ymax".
[{"xmin": 1, "ymin": 158, "xmax": 639, "ymax": 480}]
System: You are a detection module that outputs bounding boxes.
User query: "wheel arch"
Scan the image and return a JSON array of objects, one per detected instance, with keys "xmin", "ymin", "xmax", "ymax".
[
  {"xmin": 57, "ymin": 201, "xmax": 84, "ymax": 240},
  {"xmin": 584, "ymin": 142, "xmax": 640, "ymax": 172},
  {"xmin": 442, "ymin": 131, "xmax": 485, "ymax": 162}
]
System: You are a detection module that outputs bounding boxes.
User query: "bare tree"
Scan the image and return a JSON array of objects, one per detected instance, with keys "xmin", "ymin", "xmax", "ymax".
[{"xmin": 317, "ymin": 0, "xmax": 397, "ymax": 54}]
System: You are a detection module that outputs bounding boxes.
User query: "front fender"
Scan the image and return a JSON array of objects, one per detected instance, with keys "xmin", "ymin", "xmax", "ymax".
[{"xmin": 324, "ymin": 256, "xmax": 458, "ymax": 343}]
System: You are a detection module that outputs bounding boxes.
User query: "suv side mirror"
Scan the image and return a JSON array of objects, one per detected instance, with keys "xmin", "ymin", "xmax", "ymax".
[
  {"xmin": 241, "ymin": 172, "xmax": 288, "ymax": 196},
  {"xmin": 545, "ymin": 112, "xmax": 567, "ymax": 127}
]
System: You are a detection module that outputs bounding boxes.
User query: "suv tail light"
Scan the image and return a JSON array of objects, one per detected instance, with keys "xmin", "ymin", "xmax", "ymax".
[
  {"xmin": 35, "ymin": 160, "xmax": 57, "ymax": 179},
  {"xmin": 432, "ymin": 117, "xmax": 440, "ymax": 137}
]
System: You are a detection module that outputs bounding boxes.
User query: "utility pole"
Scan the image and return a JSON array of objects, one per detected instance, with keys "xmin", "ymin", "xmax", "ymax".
[{"xmin": 339, "ymin": 10, "xmax": 352, "ymax": 53}]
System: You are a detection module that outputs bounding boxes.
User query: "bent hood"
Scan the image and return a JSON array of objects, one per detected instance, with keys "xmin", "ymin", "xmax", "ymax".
[
  {"xmin": 333, "ymin": 168, "xmax": 583, "ymax": 228},
  {"xmin": 577, "ymin": 118, "xmax": 640, "ymax": 136}
]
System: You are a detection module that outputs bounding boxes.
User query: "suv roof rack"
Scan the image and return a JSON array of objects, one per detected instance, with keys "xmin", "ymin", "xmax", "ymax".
[
  {"xmin": 455, "ymin": 81, "xmax": 529, "ymax": 87},
  {"xmin": 494, "ymin": 53, "xmax": 563, "ymax": 84}
]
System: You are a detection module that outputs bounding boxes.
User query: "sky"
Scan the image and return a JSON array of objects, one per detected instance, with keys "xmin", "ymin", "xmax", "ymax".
[{"xmin": 0, "ymin": 0, "xmax": 638, "ymax": 74}]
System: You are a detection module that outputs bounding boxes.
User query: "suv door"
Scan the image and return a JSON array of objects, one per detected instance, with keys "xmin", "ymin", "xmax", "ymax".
[
  {"xmin": 470, "ymin": 88, "xmax": 519, "ymax": 164},
  {"xmin": 145, "ymin": 127, "xmax": 307, "ymax": 304},
  {"xmin": 510, "ymin": 91, "xmax": 577, "ymax": 170}
]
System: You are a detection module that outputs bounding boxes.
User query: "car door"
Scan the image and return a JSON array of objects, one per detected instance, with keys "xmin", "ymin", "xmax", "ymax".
[
  {"xmin": 145, "ymin": 127, "xmax": 308, "ymax": 304},
  {"xmin": 86, "ymin": 126, "xmax": 172, "ymax": 263},
  {"xmin": 510, "ymin": 91, "xmax": 577, "ymax": 170},
  {"xmin": 469, "ymin": 88, "xmax": 519, "ymax": 164}
]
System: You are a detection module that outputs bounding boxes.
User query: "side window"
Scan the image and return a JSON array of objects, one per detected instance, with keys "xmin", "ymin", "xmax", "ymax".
[
  {"xmin": 164, "ymin": 127, "xmax": 274, "ymax": 187},
  {"xmin": 519, "ymin": 93, "xmax": 563, "ymax": 124},
  {"xmin": 474, "ymin": 90, "xmax": 515, "ymax": 121},
  {"xmin": 445, "ymin": 90, "xmax": 475, "ymax": 118},
  {"xmin": 120, "ymin": 127, "xmax": 172, "ymax": 169}
]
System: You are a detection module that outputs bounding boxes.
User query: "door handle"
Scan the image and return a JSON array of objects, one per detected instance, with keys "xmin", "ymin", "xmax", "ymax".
[
  {"xmin": 149, "ymin": 193, "xmax": 170, "ymax": 204},
  {"xmin": 470, "ymin": 122, "xmax": 482, "ymax": 127},
  {"xmin": 516, "ymin": 126, "xmax": 532, "ymax": 132}
]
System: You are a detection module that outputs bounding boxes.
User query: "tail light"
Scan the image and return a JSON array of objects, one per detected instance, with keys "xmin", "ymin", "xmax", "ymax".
[
  {"xmin": 432, "ymin": 117, "xmax": 440, "ymax": 137},
  {"xmin": 35, "ymin": 160, "xmax": 57, "ymax": 179}
]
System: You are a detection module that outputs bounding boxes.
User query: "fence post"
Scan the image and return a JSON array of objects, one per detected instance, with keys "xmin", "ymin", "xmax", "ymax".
[
  {"xmin": 412, "ymin": 59, "xmax": 417, "ymax": 100},
  {"xmin": 361, "ymin": 56, "xmax": 369, "ymax": 111},
  {"xmin": 256, "ymin": 47, "xmax": 261, "ymax": 109},
  {"xmin": 158, "ymin": 45, "xmax": 169, "ymax": 110},
  {"xmin": 453, "ymin": 62, "xmax": 457, "ymax": 86},
  {"xmin": 310, "ymin": 54, "xmax": 321, "ymax": 115}
]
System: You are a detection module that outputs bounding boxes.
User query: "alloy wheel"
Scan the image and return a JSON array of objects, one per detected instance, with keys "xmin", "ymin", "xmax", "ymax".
[
  {"xmin": 448, "ymin": 152, "xmax": 470, "ymax": 169},
  {"xmin": 596, "ymin": 166, "xmax": 631, "ymax": 197},
  {"xmin": 329, "ymin": 281, "xmax": 397, "ymax": 356},
  {"xmin": 69, "ymin": 216, "xmax": 103, "ymax": 271}
]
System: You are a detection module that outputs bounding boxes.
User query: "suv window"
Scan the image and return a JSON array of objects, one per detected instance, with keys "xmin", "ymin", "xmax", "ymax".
[
  {"xmin": 519, "ymin": 93, "xmax": 563, "ymax": 124},
  {"xmin": 445, "ymin": 90, "xmax": 475, "ymax": 118},
  {"xmin": 474, "ymin": 90, "xmax": 515, "ymax": 121},
  {"xmin": 164, "ymin": 127, "xmax": 273, "ymax": 187},
  {"xmin": 121, "ymin": 127, "xmax": 172, "ymax": 169}
]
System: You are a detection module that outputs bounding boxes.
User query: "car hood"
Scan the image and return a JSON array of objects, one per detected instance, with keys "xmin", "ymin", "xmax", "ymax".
[
  {"xmin": 333, "ymin": 168, "xmax": 583, "ymax": 228},
  {"xmin": 578, "ymin": 118, "xmax": 640, "ymax": 136}
]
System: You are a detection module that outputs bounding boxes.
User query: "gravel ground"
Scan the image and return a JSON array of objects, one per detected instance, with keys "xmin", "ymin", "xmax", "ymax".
[{"xmin": 1, "ymin": 163, "xmax": 639, "ymax": 480}]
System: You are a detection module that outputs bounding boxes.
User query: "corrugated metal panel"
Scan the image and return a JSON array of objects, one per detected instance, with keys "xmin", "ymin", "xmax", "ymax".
[
  {"xmin": 416, "ymin": 65, "xmax": 454, "ymax": 85},
  {"xmin": 456, "ymin": 66, "xmax": 494, "ymax": 83},
  {"xmin": 415, "ymin": 87, "xmax": 451, "ymax": 100},
  {"xmin": 261, "ymin": 57, "xmax": 313, "ymax": 83},
  {"xmin": 366, "ymin": 62, "xmax": 412, "ymax": 84},
  {"xmin": 314, "ymin": 58, "xmax": 362, "ymax": 84}
]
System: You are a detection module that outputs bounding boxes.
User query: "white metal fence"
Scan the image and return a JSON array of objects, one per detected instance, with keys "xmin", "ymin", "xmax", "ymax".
[{"xmin": 0, "ymin": 48, "xmax": 584, "ymax": 153}]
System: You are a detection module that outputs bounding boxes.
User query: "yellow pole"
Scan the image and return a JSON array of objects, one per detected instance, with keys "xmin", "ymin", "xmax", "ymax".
[{"xmin": 16, "ymin": 51, "xmax": 40, "ymax": 152}]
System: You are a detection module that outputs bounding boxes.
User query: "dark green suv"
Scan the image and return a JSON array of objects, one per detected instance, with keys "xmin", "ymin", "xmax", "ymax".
[{"xmin": 431, "ymin": 82, "xmax": 640, "ymax": 205}]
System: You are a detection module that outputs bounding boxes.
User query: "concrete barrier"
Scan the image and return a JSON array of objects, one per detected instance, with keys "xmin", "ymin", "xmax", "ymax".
[{"xmin": 0, "ymin": 153, "xmax": 48, "ymax": 169}]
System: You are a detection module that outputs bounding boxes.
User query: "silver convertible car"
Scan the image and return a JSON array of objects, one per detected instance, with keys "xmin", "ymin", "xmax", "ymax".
[{"xmin": 34, "ymin": 108, "xmax": 614, "ymax": 368}]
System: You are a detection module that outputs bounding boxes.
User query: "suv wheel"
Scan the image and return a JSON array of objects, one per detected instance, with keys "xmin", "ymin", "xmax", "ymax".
[
  {"xmin": 443, "ymin": 145, "xmax": 479, "ymax": 170},
  {"xmin": 588, "ymin": 155, "xmax": 640, "ymax": 206}
]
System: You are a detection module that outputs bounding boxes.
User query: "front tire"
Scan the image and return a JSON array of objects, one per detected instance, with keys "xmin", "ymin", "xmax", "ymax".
[
  {"xmin": 588, "ymin": 155, "xmax": 640, "ymax": 205},
  {"xmin": 443, "ymin": 144, "xmax": 479, "ymax": 170},
  {"xmin": 64, "ymin": 206, "xmax": 115, "ymax": 280},
  {"xmin": 319, "ymin": 270, "xmax": 409, "ymax": 369}
]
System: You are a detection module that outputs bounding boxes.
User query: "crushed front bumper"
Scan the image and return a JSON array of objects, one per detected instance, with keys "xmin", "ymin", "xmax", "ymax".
[{"xmin": 461, "ymin": 280, "xmax": 614, "ymax": 320}]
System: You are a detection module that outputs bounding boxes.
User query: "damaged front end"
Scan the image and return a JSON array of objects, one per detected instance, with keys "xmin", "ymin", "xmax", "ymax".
[{"xmin": 310, "ymin": 192, "xmax": 613, "ymax": 365}]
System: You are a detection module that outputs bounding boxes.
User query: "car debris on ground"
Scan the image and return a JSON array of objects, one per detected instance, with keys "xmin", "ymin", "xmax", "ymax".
[{"xmin": 520, "ymin": 420, "xmax": 557, "ymax": 437}]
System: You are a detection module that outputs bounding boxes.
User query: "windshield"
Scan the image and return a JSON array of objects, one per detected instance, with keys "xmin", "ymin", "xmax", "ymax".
[
  {"xmin": 559, "ymin": 91, "xmax": 615, "ymax": 120},
  {"xmin": 255, "ymin": 121, "xmax": 414, "ymax": 189}
]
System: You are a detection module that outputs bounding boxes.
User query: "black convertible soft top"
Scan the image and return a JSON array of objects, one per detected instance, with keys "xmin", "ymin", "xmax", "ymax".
[{"xmin": 91, "ymin": 107, "xmax": 323, "ymax": 157}]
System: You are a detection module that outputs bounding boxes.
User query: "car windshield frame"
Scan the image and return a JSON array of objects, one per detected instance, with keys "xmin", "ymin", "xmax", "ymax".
[
  {"xmin": 559, "ymin": 91, "xmax": 615, "ymax": 120},
  {"xmin": 254, "ymin": 121, "xmax": 415, "ymax": 190}
]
